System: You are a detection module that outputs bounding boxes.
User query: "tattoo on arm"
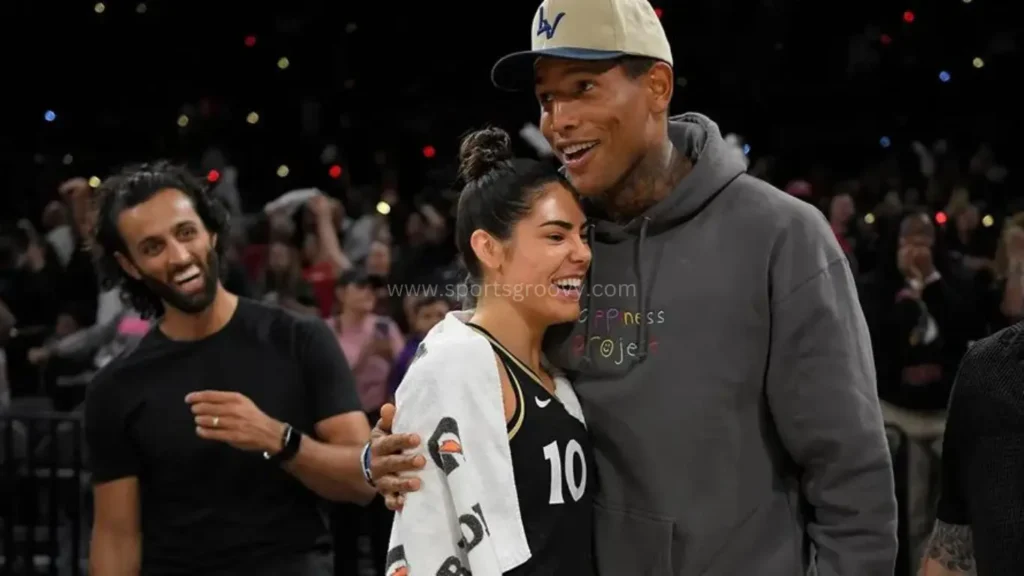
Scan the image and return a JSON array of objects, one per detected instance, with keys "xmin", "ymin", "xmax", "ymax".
[{"xmin": 924, "ymin": 521, "xmax": 976, "ymax": 574}]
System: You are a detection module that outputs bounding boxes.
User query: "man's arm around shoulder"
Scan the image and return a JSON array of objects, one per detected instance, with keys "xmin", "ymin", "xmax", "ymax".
[{"xmin": 90, "ymin": 478, "xmax": 141, "ymax": 576}]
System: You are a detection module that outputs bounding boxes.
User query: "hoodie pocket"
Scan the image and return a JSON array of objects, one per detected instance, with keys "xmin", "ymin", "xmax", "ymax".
[{"xmin": 594, "ymin": 501, "xmax": 675, "ymax": 576}]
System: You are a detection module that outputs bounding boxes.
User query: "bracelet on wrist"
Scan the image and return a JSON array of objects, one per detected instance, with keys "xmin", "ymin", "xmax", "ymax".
[{"xmin": 361, "ymin": 441, "xmax": 375, "ymax": 487}]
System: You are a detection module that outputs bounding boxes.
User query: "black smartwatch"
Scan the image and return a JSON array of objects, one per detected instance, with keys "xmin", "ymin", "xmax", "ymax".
[{"xmin": 264, "ymin": 423, "xmax": 301, "ymax": 464}]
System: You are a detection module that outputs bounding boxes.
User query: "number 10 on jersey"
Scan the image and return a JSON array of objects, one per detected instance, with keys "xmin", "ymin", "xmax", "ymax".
[{"xmin": 542, "ymin": 439, "xmax": 587, "ymax": 505}]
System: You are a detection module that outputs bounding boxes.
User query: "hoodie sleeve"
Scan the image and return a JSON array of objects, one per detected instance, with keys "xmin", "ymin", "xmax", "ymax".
[{"xmin": 765, "ymin": 217, "xmax": 898, "ymax": 575}]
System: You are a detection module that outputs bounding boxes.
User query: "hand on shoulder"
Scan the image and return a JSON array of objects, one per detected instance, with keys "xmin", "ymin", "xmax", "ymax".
[{"xmin": 368, "ymin": 403, "xmax": 424, "ymax": 511}]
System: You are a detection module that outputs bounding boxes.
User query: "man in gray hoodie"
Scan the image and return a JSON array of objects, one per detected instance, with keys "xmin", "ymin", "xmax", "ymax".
[{"xmin": 366, "ymin": 0, "xmax": 898, "ymax": 574}]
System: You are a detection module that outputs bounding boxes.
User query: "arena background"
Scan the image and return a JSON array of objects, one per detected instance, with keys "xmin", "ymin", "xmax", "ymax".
[
  {"xmin": 8, "ymin": 0, "xmax": 1018, "ymax": 211},
  {"xmin": 1, "ymin": 0, "xmax": 1020, "ymax": 574}
]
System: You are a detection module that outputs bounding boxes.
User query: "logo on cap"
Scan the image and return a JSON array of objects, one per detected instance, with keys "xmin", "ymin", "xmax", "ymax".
[{"xmin": 536, "ymin": 7, "xmax": 565, "ymax": 40}]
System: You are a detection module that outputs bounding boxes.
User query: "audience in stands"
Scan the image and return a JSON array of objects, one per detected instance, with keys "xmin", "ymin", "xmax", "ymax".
[{"xmin": 0, "ymin": 140, "xmax": 1014, "ymax": 575}]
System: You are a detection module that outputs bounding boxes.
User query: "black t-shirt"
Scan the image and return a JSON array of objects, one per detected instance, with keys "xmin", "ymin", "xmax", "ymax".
[
  {"xmin": 935, "ymin": 322, "xmax": 1024, "ymax": 575},
  {"xmin": 467, "ymin": 324, "xmax": 597, "ymax": 576},
  {"xmin": 84, "ymin": 298, "xmax": 362, "ymax": 576}
]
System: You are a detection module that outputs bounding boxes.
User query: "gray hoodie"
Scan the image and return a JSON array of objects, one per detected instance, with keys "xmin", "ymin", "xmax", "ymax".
[{"xmin": 544, "ymin": 113, "xmax": 897, "ymax": 575}]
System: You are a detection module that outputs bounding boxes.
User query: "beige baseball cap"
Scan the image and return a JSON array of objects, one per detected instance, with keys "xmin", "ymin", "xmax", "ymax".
[{"xmin": 491, "ymin": 0, "xmax": 672, "ymax": 91}]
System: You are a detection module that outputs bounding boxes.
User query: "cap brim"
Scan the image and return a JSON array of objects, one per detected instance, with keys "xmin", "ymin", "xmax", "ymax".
[{"xmin": 491, "ymin": 47, "xmax": 626, "ymax": 92}]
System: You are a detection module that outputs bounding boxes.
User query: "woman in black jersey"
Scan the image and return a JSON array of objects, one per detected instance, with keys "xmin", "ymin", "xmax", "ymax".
[{"xmin": 386, "ymin": 127, "xmax": 595, "ymax": 576}]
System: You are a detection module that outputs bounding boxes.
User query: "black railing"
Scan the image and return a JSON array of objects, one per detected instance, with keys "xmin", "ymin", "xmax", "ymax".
[
  {"xmin": 0, "ymin": 410, "xmax": 915, "ymax": 576},
  {"xmin": 0, "ymin": 411, "xmax": 87, "ymax": 576}
]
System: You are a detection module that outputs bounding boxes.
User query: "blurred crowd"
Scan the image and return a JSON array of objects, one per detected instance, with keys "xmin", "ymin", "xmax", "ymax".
[
  {"xmin": 0, "ymin": 168, "xmax": 464, "ymax": 412},
  {"xmin": 0, "ymin": 138, "xmax": 1014, "ymax": 573}
]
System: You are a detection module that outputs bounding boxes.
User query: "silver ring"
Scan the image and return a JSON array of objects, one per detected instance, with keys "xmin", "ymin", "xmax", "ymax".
[{"xmin": 212, "ymin": 416, "xmax": 219, "ymax": 428}]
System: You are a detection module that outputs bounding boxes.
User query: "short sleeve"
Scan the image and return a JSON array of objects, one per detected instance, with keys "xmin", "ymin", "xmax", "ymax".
[
  {"xmin": 298, "ymin": 317, "xmax": 362, "ymax": 423},
  {"xmin": 83, "ymin": 372, "xmax": 140, "ymax": 484}
]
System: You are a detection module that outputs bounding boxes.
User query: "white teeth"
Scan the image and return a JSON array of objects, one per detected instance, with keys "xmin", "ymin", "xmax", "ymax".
[
  {"xmin": 562, "ymin": 142, "xmax": 597, "ymax": 156},
  {"xmin": 553, "ymin": 277, "xmax": 583, "ymax": 289},
  {"xmin": 174, "ymin": 266, "xmax": 201, "ymax": 283}
]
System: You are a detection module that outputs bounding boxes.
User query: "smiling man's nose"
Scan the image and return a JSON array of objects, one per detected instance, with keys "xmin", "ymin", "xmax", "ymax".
[
  {"xmin": 167, "ymin": 240, "xmax": 191, "ymax": 265},
  {"xmin": 550, "ymin": 100, "xmax": 581, "ymax": 135}
]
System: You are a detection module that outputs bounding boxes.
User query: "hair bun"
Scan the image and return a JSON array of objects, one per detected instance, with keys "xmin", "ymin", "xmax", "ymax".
[{"xmin": 458, "ymin": 127, "xmax": 513, "ymax": 182}]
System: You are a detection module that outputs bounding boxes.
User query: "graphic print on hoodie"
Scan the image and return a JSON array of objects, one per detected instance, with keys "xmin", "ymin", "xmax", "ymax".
[{"xmin": 542, "ymin": 114, "xmax": 897, "ymax": 576}]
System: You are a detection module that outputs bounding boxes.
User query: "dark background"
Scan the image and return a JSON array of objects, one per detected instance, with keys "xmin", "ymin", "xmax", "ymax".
[
  {"xmin": 0, "ymin": 2, "xmax": 1021, "ymax": 574},
  {"xmin": 4, "ymin": 0, "xmax": 1018, "ymax": 220}
]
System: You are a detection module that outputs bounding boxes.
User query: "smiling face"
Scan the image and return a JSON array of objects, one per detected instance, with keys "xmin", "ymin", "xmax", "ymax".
[
  {"xmin": 535, "ymin": 57, "xmax": 670, "ymax": 199},
  {"xmin": 473, "ymin": 180, "xmax": 591, "ymax": 325},
  {"xmin": 114, "ymin": 188, "xmax": 220, "ymax": 315}
]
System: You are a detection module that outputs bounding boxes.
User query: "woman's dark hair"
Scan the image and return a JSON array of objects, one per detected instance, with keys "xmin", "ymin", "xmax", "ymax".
[
  {"xmin": 414, "ymin": 295, "xmax": 451, "ymax": 313},
  {"xmin": 455, "ymin": 127, "xmax": 569, "ymax": 289},
  {"xmin": 93, "ymin": 160, "xmax": 231, "ymax": 319},
  {"xmin": 336, "ymin": 267, "xmax": 372, "ymax": 289}
]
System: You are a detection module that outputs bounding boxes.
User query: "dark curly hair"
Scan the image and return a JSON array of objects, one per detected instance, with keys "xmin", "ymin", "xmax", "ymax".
[
  {"xmin": 93, "ymin": 160, "xmax": 231, "ymax": 319},
  {"xmin": 455, "ymin": 126, "xmax": 568, "ymax": 279}
]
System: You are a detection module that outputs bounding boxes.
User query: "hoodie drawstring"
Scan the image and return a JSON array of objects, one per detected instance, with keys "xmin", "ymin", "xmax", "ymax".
[
  {"xmin": 635, "ymin": 217, "xmax": 651, "ymax": 361},
  {"xmin": 580, "ymin": 225, "xmax": 597, "ymax": 365},
  {"xmin": 581, "ymin": 218, "xmax": 652, "ymax": 366}
]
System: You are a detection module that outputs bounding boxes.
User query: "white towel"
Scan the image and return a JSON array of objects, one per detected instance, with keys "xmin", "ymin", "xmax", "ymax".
[{"xmin": 385, "ymin": 311, "xmax": 585, "ymax": 576}]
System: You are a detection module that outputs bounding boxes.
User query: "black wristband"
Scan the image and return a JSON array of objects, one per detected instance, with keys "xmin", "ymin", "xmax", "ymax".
[
  {"xmin": 264, "ymin": 424, "xmax": 301, "ymax": 464},
  {"xmin": 361, "ymin": 441, "xmax": 375, "ymax": 487}
]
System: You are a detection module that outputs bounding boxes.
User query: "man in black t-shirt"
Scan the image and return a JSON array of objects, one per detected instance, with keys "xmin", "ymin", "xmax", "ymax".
[
  {"xmin": 85, "ymin": 161, "xmax": 375, "ymax": 576},
  {"xmin": 921, "ymin": 322, "xmax": 1024, "ymax": 575}
]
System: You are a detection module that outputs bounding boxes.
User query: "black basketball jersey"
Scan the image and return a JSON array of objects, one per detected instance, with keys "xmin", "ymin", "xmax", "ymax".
[{"xmin": 466, "ymin": 323, "xmax": 597, "ymax": 576}]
